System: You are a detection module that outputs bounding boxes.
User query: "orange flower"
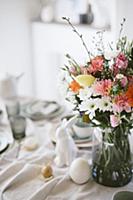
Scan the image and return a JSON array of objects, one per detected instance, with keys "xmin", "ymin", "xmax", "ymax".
[
  {"xmin": 125, "ymin": 85, "xmax": 133, "ymax": 107},
  {"xmin": 69, "ymin": 80, "xmax": 82, "ymax": 93}
]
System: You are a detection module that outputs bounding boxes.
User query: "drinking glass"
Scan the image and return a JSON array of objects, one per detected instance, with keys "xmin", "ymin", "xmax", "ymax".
[
  {"xmin": 5, "ymin": 99, "xmax": 20, "ymax": 119},
  {"xmin": 9, "ymin": 115, "xmax": 26, "ymax": 158}
]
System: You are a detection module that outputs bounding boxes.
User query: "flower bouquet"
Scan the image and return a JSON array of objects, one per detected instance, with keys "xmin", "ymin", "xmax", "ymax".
[{"xmin": 59, "ymin": 18, "xmax": 133, "ymax": 187}]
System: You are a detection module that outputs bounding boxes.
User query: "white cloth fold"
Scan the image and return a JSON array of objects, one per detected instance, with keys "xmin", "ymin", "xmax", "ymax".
[{"xmin": 0, "ymin": 120, "xmax": 133, "ymax": 200}]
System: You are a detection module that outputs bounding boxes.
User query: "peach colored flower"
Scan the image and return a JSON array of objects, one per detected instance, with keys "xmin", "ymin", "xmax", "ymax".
[
  {"xmin": 93, "ymin": 79, "xmax": 112, "ymax": 96},
  {"xmin": 88, "ymin": 56, "xmax": 104, "ymax": 74},
  {"xmin": 113, "ymin": 95, "xmax": 131, "ymax": 113}
]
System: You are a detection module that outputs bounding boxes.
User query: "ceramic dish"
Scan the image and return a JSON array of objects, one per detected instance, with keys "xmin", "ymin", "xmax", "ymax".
[
  {"xmin": 73, "ymin": 123, "xmax": 94, "ymax": 139},
  {"xmin": 21, "ymin": 100, "xmax": 64, "ymax": 121},
  {"xmin": 0, "ymin": 135, "xmax": 9, "ymax": 153},
  {"xmin": 112, "ymin": 191, "xmax": 133, "ymax": 200}
]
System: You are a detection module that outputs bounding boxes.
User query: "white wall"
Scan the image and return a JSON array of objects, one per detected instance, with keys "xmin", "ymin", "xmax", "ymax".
[
  {"xmin": 113, "ymin": 0, "xmax": 133, "ymax": 40},
  {"xmin": 0, "ymin": 0, "xmax": 41, "ymax": 96}
]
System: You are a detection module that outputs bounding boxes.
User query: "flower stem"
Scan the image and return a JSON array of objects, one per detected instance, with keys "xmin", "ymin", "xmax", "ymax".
[{"xmin": 62, "ymin": 17, "xmax": 91, "ymax": 59}]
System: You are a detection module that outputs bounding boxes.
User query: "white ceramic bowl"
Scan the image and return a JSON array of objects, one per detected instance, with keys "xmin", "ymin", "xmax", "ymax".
[{"xmin": 73, "ymin": 119, "xmax": 94, "ymax": 139}]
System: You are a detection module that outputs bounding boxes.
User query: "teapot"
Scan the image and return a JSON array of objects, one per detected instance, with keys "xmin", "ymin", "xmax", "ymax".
[{"xmin": 0, "ymin": 73, "xmax": 24, "ymax": 99}]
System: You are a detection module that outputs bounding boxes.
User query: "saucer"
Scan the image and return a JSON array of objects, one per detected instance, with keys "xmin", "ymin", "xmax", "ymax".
[{"xmin": 76, "ymin": 139, "xmax": 98, "ymax": 148}]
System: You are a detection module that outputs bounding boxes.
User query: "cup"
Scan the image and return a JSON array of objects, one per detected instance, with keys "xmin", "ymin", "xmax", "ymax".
[
  {"xmin": 10, "ymin": 115, "xmax": 26, "ymax": 140},
  {"xmin": 72, "ymin": 117, "xmax": 94, "ymax": 139}
]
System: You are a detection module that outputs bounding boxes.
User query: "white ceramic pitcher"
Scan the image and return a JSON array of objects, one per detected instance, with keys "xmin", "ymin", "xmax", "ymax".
[{"xmin": 0, "ymin": 73, "xmax": 23, "ymax": 98}]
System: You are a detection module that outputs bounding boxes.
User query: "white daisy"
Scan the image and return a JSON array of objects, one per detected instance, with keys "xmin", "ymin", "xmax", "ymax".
[
  {"xmin": 78, "ymin": 87, "xmax": 93, "ymax": 101},
  {"xmin": 98, "ymin": 97, "xmax": 112, "ymax": 112},
  {"xmin": 79, "ymin": 99, "xmax": 98, "ymax": 119}
]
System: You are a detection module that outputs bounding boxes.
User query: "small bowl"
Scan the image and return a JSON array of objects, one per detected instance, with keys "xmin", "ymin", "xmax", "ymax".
[
  {"xmin": 73, "ymin": 118, "xmax": 94, "ymax": 139},
  {"xmin": 112, "ymin": 191, "xmax": 133, "ymax": 200}
]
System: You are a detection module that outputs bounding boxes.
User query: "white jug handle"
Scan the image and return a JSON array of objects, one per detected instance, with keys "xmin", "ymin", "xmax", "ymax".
[{"xmin": 16, "ymin": 72, "xmax": 24, "ymax": 80}]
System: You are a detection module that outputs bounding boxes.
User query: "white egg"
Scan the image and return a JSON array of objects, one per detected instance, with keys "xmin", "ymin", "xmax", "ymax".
[
  {"xmin": 69, "ymin": 158, "xmax": 91, "ymax": 184},
  {"xmin": 23, "ymin": 137, "xmax": 38, "ymax": 151}
]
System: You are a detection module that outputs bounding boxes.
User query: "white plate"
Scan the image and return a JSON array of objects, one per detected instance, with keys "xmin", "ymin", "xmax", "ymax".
[
  {"xmin": 0, "ymin": 135, "xmax": 8, "ymax": 153},
  {"xmin": 21, "ymin": 101, "xmax": 64, "ymax": 121}
]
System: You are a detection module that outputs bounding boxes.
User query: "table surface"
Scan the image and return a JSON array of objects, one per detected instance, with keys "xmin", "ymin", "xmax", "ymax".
[{"xmin": 0, "ymin": 98, "xmax": 133, "ymax": 200}]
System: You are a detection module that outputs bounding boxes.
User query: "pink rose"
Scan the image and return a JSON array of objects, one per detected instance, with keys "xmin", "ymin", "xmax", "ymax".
[
  {"xmin": 115, "ymin": 53, "xmax": 128, "ymax": 69},
  {"xmin": 116, "ymin": 74, "xmax": 128, "ymax": 87},
  {"xmin": 121, "ymin": 76, "xmax": 128, "ymax": 87},
  {"xmin": 113, "ymin": 53, "xmax": 128, "ymax": 75},
  {"xmin": 110, "ymin": 115, "xmax": 120, "ymax": 127}
]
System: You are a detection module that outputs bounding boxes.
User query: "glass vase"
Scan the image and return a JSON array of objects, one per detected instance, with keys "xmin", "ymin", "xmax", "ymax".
[{"xmin": 92, "ymin": 127, "xmax": 132, "ymax": 187}]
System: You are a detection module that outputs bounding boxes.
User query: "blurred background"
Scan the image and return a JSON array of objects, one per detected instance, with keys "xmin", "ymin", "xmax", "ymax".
[{"xmin": 0, "ymin": 0, "xmax": 133, "ymax": 102}]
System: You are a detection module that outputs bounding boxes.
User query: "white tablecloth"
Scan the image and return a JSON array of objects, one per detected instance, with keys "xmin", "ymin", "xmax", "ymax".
[{"xmin": 0, "ymin": 99, "xmax": 133, "ymax": 200}]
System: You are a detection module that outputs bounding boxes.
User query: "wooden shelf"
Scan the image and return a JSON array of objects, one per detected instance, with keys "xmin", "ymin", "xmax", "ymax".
[{"xmin": 32, "ymin": 20, "xmax": 111, "ymax": 31}]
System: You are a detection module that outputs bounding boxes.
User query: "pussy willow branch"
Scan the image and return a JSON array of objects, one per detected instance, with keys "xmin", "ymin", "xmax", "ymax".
[
  {"xmin": 118, "ymin": 18, "xmax": 126, "ymax": 41},
  {"xmin": 66, "ymin": 53, "xmax": 80, "ymax": 68},
  {"xmin": 62, "ymin": 17, "xmax": 91, "ymax": 59}
]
